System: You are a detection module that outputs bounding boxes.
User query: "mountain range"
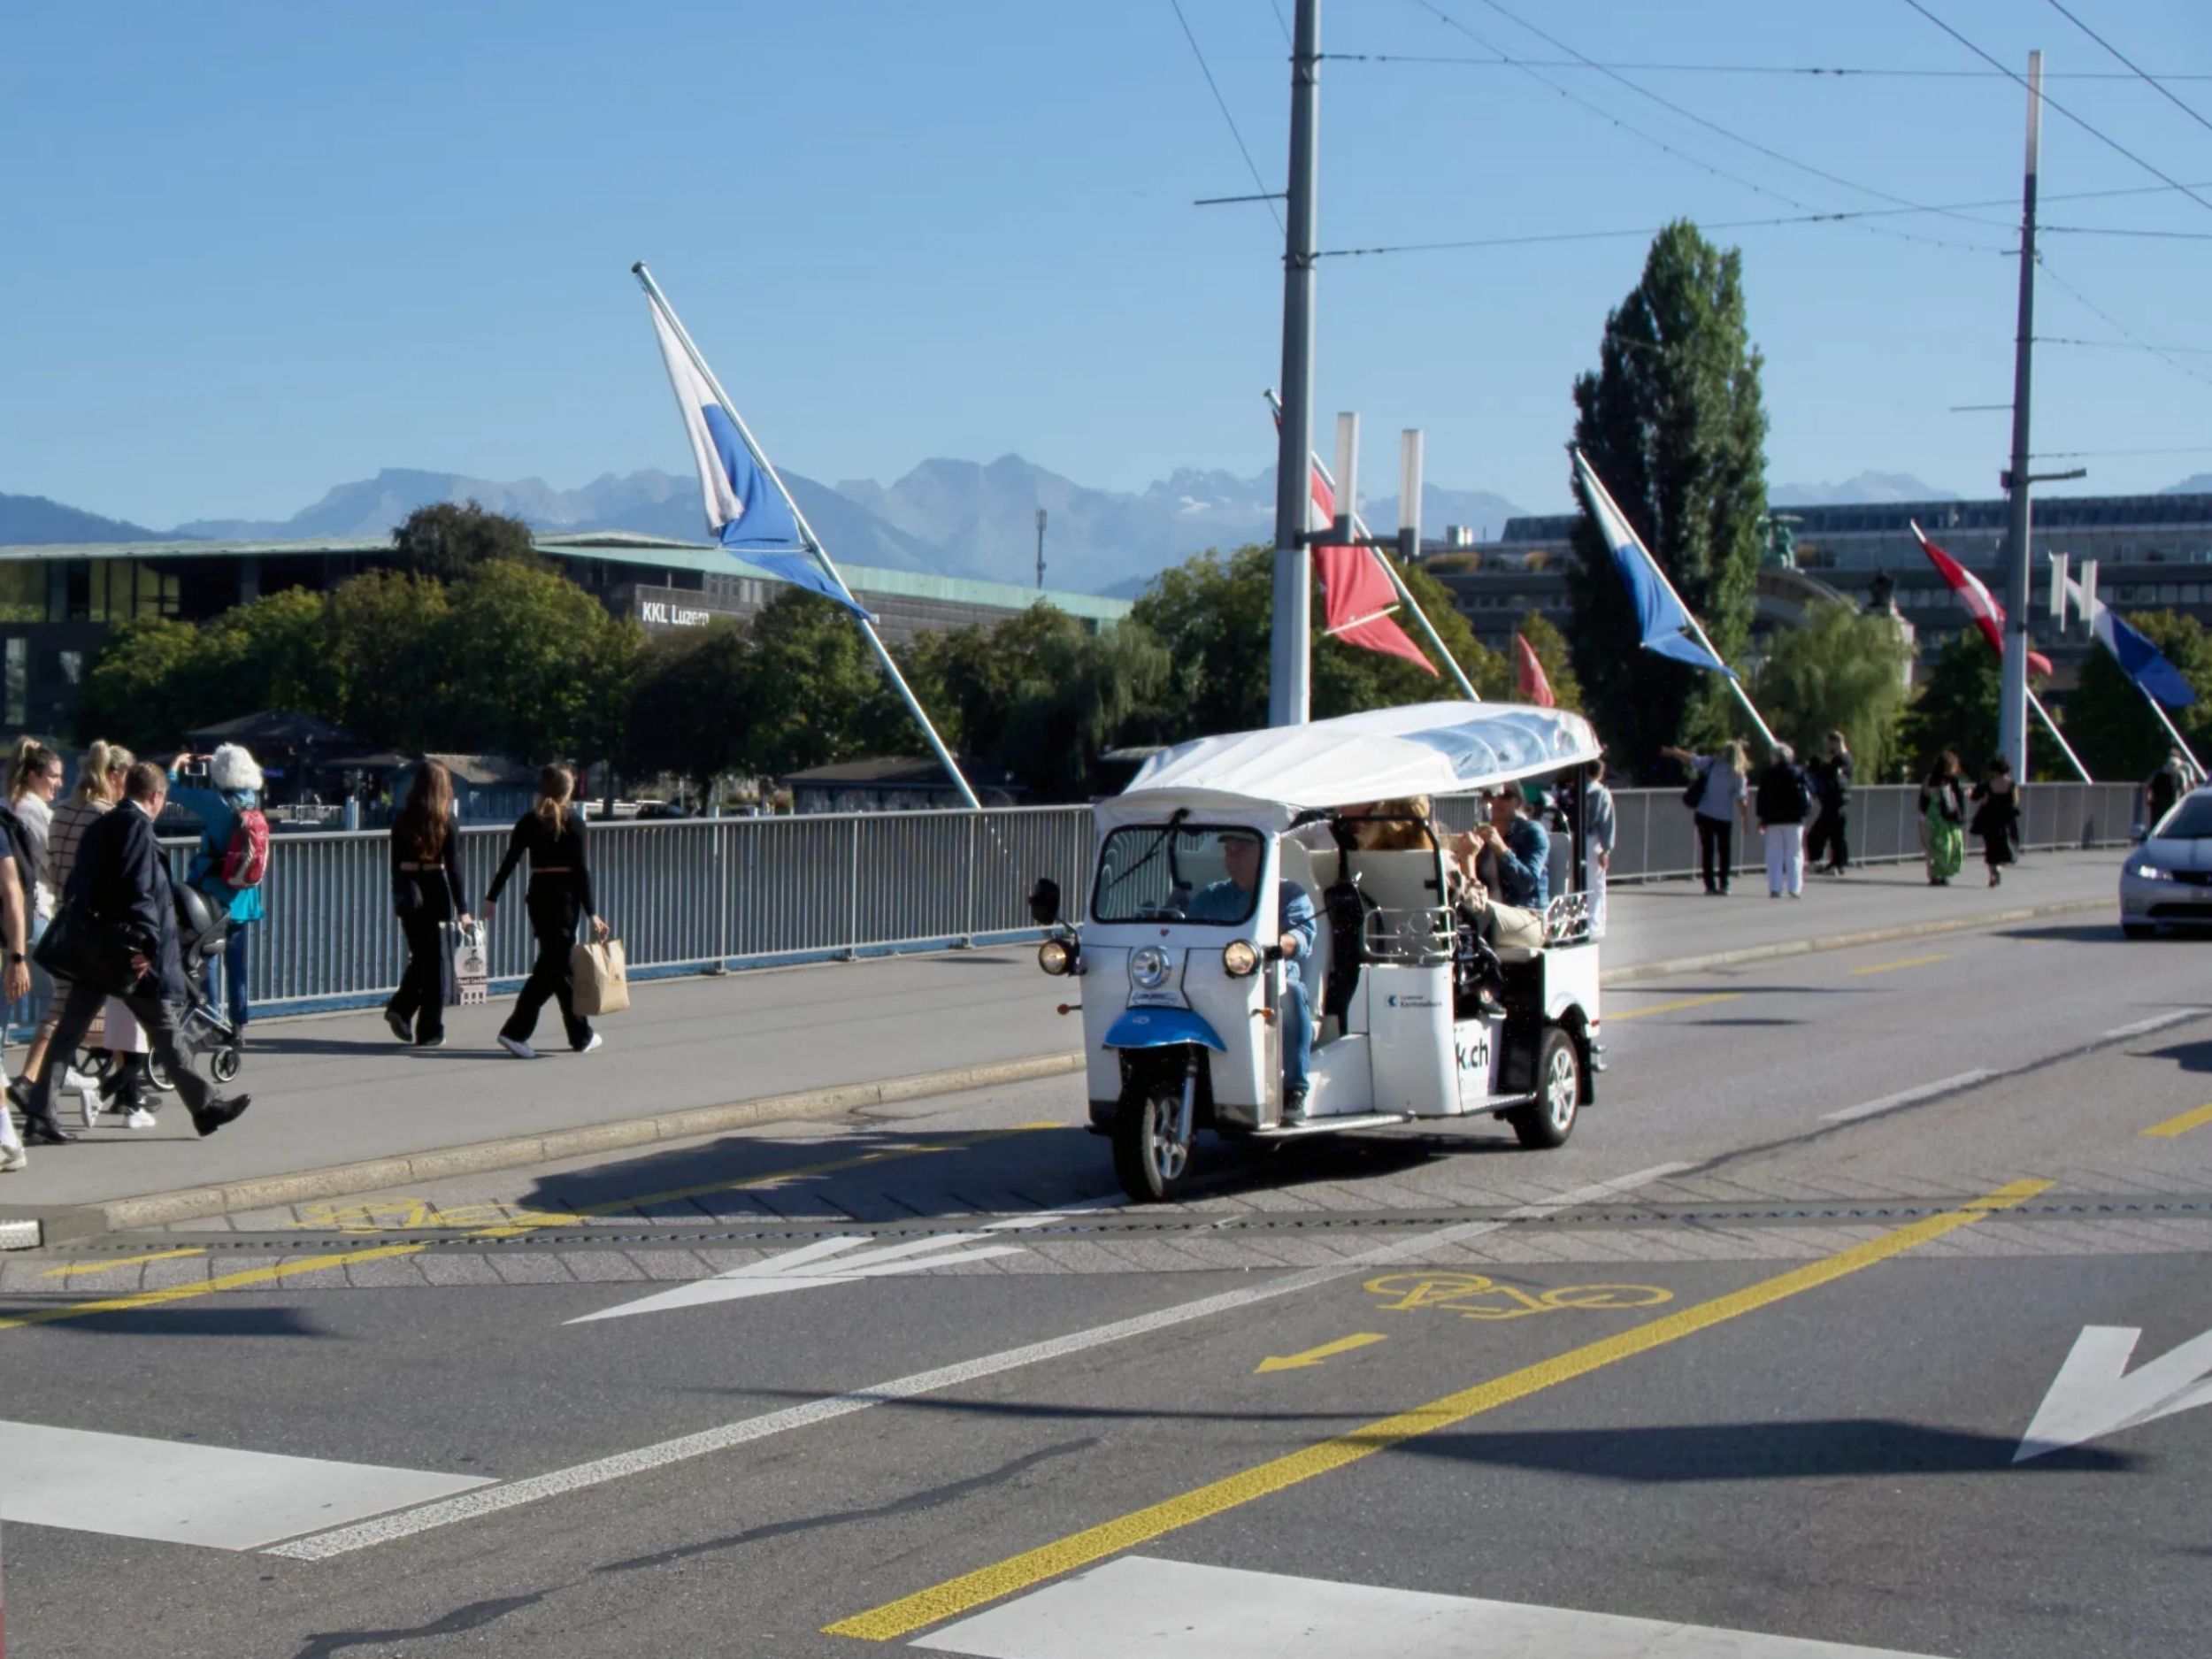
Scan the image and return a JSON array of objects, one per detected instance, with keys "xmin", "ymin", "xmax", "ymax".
[
  {"xmin": 0, "ymin": 459, "xmax": 1525, "ymax": 595},
  {"xmin": 1769, "ymin": 472, "xmax": 1961, "ymax": 507}
]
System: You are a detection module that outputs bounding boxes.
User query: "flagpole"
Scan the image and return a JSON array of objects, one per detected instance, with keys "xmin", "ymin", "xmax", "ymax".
[
  {"xmin": 632, "ymin": 264, "xmax": 980, "ymax": 811},
  {"xmin": 2133, "ymin": 681, "xmax": 2201, "ymax": 777},
  {"xmin": 1571, "ymin": 449, "xmax": 1778, "ymax": 749},
  {"xmin": 1264, "ymin": 390, "xmax": 1480, "ymax": 700},
  {"xmin": 2027, "ymin": 688, "xmax": 2093, "ymax": 782}
]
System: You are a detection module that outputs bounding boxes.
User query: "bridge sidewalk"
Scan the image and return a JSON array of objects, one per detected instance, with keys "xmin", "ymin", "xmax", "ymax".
[{"xmin": 1, "ymin": 851, "xmax": 2119, "ymax": 1236}]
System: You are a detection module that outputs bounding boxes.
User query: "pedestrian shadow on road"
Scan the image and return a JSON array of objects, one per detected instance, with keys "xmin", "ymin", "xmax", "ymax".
[
  {"xmin": 0, "ymin": 1303, "xmax": 322, "ymax": 1338},
  {"xmin": 1993, "ymin": 922, "xmax": 2131, "ymax": 943},
  {"xmin": 1397, "ymin": 1419, "xmax": 2132, "ymax": 1480}
]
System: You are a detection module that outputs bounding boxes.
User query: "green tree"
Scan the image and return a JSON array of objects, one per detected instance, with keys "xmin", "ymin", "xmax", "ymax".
[
  {"xmin": 190, "ymin": 588, "xmax": 343, "ymax": 723},
  {"xmin": 2062, "ymin": 609, "xmax": 2212, "ymax": 781},
  {"xmin": 326, "ymin": 571, "xmax": 454, "ymax": 751},
  {"xmin": 73, "ymin": 618, "xmax": 205, "ymax": 749},
  {"xmin": 1752, "ymin": 601, "xmax": 1912, "ymax": 780},
  {"xmin": 1566, "ymin": 220, "xmax": 1770, "ymax": 774},
  {"xmin": 1130, "ymin": 544, "xmax": 1499, "ymax": 741},
  {"xmin": 737, "ymin": 590, "xmax": 906, "ymax": 778},
  {"xmin": 622, "ymin": 622, "xmax": 753, "ymax": 795},
  {"xmin": 437, "ymin": 558, "xmax": 640, "ymax": 763},
  {"xmin": 1901, "ymin": 629, "xmax": 1999, "ymax": 777},
  {"xmin": 1508, "ymin": 610, "xmax": 1584, "ymax": 711},
  {"xmin": 392, "ymin": 501, "xmax": 540, "ymax": 581}
]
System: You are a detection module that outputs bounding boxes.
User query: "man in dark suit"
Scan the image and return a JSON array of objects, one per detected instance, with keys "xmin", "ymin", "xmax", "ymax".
[{"xmin": 22, "ymin": 762, "xmax": 250, "ymax": 1143}]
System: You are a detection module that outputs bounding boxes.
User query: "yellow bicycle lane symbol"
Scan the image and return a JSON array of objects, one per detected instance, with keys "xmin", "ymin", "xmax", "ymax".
[{"xmin": 1363, "ymin": 1271, "xmax": 1673, "ymax": 1322}]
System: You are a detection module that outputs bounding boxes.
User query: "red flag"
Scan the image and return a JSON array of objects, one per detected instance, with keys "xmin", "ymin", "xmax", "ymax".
[
  {"xmin": 1514, "ymin": 633, "xmax": 1555, "ymax": 707},
  {"xmin": 1279, "ymin": 419, "xmax": 1437, "ymax": 676},
  {"xmin": 1912, "ymin": 523, "xmax": 2053, "ymax": 677}
]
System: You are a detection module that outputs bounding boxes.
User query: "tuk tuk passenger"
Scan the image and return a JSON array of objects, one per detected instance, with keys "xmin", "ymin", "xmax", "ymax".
[{"xmin": 1188, "ymin": 830, "xmax": 1319, "ymax": 1118}]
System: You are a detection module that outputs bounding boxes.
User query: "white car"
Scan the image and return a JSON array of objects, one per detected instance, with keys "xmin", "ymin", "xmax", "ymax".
[{"xmin": 2120, "ymin": 787, "xmax": 2212, "ymax": 937}]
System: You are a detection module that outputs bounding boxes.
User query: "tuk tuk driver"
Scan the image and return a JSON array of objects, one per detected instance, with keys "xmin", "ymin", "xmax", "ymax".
[{"xmin": 1188, "ymin": 830, "xmax": 1319, "ymax": 1118}]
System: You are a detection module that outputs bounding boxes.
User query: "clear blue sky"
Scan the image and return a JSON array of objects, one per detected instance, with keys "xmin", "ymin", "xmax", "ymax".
[{"xmin": 5, "ymin": 0, "xmax": 2208, "ymax": 529}]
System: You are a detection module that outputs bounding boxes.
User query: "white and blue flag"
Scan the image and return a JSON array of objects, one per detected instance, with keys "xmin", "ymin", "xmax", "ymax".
[
  {"xmin": 647, "ymin": 300, "xmax": 872, "ymax": 618},
  {"xmin": 2093, "ymin": 602, "xmax": 2197, "ymax": 708},
  {"xmin": 1572, "ymin": 449, "xmax": 1734, "ymax": 677}
]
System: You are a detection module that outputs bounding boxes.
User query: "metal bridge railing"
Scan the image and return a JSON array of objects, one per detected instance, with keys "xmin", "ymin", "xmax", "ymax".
[{"xmin": 186, "ymin": 783, "xmax": 2128, "ymax": 1017}]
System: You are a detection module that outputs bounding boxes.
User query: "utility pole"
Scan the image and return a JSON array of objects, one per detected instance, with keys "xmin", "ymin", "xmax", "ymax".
[
  {"xmin": 1998, "ymin": 50, "xmax": 2045, "ymax": 780},
  {"xmin": 1034, "ymin": 507, "xmax": 1047, "ymax": 590},
  {"xmin": 1268, "ymin": 0, "xmax": 1320, "ymax": 727}
]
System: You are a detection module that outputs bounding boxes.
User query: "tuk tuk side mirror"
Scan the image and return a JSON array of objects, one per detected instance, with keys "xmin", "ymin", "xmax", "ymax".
[{"xmin": 1028, "ymin": 878, "xmax": 1062, "ymax": 927}]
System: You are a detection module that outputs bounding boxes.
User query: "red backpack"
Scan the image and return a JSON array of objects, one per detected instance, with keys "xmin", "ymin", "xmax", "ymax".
[{"xmin": 222, "ymin": 809, "xmax": 270, "ymax": 888}]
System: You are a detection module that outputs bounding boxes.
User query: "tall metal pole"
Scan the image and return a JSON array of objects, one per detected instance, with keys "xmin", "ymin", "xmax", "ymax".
[
  {"xmin": 1034, "ymin": 508, "xmax": 1047, "ymax": 590},
  {"xmin": 1268, "ymin": 0, "xmax": 1321, "ymax": 728},
  {"xmin": 1999, "ymin": 50, "xmax": 2045, "ymax": 780}
]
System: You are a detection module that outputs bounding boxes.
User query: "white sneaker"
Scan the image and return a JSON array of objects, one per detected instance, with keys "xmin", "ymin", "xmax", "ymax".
[
  {"xmin": 123, "ymin": 1108, "xmax": 157, "ymax": 1130},
  {"xmin": 0, "ymin": 1142, "xmax": 25, "ymax": 1173},
  {"xmin": 574, "ymin": 1033, "xmax": 603, "ymax": 1056},
  {"xmin": 62, "ymin": 1066, "xmax": 97, "ymax": 1094},
  {"xmin": 498, "ymin": 1035, "xmax": 537, "ymax": 1061}
]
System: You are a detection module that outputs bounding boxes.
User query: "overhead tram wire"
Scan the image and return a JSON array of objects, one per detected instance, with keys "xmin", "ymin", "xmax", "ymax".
[
  {"xmin": 1901, "ymin": 0, "xmax": 2212, "ymax": 219},
  {"xmin": 2034, "ymin": 256, "xmax": 2212, "ymax": 394},
  {"xmin": 1325, "ymin": 54, "xmax": 2212, "ymax": 82},
  {"xmin": 1168, "ymin": 0, "xmax": 1282, "ymax": 232},
  {"xmin": 1452, "ymin": 0, "xmax": 2014, "ymax": 233},
  {"xmin": 1401, "ymin": 0, "xmax": 2012, "ymax": 257},
  {"xmin": 2044, "ymin": 0, "xmax": 2212, "ymax": 140},
  {"xmin": 2039, "ymin": 335, "xmax": 2212, "ymax": 356}
]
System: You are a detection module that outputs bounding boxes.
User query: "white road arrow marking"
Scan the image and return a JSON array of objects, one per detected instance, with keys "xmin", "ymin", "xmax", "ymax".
[
  {"xmin": 566, "ymin": 1200, "xmax": 1120, "ymax": 1325},
  {"xmin": 2015, "ymin": 1324, "xmax": 2212, "ymax": 1462}
]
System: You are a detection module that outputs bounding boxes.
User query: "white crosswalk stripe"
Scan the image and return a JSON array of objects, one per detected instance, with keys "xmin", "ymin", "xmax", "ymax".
[{"xmin": 917, "ymin": 1557, "xmax": 1944, "ymax": 1658}]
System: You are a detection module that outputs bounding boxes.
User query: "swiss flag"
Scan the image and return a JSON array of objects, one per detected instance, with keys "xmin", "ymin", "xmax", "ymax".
[
  {"xmin": 1514, "ymin": 633, "xmax": 1555, "ymax": 707},
  {"xmin": 1912, "ymin": 523, "xmax": 2053, "ymax": 677}
]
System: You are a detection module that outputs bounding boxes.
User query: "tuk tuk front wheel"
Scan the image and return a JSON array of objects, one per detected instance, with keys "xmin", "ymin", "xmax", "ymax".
[
  {"xmin": 1112, "ymin": 1080, "xmax": 1194, "ymax": 1202},
  {"xmin": 1508, "ymin": 1027, "xmax": 1580, "ymax": 1150}
]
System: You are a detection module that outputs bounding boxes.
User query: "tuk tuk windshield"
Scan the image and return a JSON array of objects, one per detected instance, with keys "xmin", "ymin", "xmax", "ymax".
[{"xmin": 1092, "ymin": 824, "xmax": 1263, "ymax": 926}]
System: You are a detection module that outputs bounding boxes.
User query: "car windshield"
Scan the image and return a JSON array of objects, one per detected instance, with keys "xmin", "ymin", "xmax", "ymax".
[
  {"xmin": 1092, "ymin": 825, "xmax": 1263, "ymax": 926},
  {"xmin": 2154, "ymin": 795, "xmax": 2212, "ymax": 839}
]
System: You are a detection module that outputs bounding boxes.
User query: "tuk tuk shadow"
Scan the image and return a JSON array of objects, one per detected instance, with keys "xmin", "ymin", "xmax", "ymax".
[
  {"xmin": 2139, "ymin": 1037, "xmax": 2212, "ymax": 1075},
  {"xmin": 1394, "ymin": 1420, "xmax": 2131, "ymax": 1482},
  {"xmin": 506, "ymin": 1122, "xmax": 1121, "ymax": 1224}
]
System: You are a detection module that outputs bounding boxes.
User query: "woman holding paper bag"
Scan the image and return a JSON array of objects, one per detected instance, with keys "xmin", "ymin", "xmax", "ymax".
[{"xmin": 483, "ymin": 764, "xmax": 609, "ymax": 1060}]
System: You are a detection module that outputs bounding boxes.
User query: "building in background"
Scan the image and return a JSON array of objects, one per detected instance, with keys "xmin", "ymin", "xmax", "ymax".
[{"xmin": 0, "ymin": 532, "xmax": 1132, "ymax": 734}]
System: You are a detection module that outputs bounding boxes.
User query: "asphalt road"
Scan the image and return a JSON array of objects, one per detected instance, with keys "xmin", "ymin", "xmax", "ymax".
[{"xmin": 4, "ymin": 911, "xmax": 2208, "ymax": 1659}]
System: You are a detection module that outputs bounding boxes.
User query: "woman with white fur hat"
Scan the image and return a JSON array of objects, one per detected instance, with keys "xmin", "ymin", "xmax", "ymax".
[{"xmin": 168, "ymin": 743, "xmax": 269, "ymax": 1033}]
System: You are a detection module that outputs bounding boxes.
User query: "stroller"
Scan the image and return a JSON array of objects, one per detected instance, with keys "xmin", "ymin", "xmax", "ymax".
[{"xmin": 77, "ymin": 884, "xmax": 245, "ymax": 1113}]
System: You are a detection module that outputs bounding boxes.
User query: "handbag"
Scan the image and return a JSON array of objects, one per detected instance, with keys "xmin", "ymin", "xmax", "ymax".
[
  {"xmin": 451, "ymin": 921, "xmax": 489, "ymax": 1007},
  {"xmin": 35, "ymin": 906, "xmax": 142, "ymax": 997},
  {"xmin": 570, "ymin": 932, "xmax": 628, "ymax": 1017}
]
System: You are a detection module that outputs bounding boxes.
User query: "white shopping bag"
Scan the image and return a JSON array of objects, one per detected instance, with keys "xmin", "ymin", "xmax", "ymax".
[{"xmin": 452, "ymin": 922, "xmax": 490, "ymax": 1007}]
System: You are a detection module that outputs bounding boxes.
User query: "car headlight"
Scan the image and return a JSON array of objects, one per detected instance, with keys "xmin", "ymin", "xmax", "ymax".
[
  {"xmin": 1129, "ymin": 945, "xmax": 1171, "ymax": 988},
  {"xmin": 1222, "ymin": 939, "xmax": 1259, "ymax": 978},
  {"xmin": 2132, "ymin": 862, "xmax": 2177, "ymax": 882},
  {"xmin": 1038, "ymin": 938, "xmax": 1077, "ymax": 976}
]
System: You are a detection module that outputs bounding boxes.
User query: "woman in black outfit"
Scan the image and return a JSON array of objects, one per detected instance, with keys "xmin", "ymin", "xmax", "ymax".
[
  {"xmin": 384, "ymin": 760, "xmax": 470, "ymax": 1048},
  {"xmin": 483, "ymin": 764, "xmax": 610, "ymax": 1060}
]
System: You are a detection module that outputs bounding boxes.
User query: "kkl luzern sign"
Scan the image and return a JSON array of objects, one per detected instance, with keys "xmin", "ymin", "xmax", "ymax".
[{"xmin": 641, "ymin": 600, "xmax": 712, "ymax": 627}]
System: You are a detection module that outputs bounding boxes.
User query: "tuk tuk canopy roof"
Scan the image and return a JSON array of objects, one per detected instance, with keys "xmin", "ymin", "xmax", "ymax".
[{"xmin": 1103, "ymin": 702, "xmax": 1601, "ymax": 829}]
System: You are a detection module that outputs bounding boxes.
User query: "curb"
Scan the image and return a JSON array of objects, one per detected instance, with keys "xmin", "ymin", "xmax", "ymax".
[
  {"xmin": 4, "ymin": 891, "xmax": 2108, "ymax": 1245},
  {"xmin": 7, "ymin": 1051, "xmax": 1088, "ymax": 1243}
]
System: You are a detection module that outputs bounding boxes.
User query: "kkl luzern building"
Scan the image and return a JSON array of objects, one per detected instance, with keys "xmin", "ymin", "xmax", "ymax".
[{"xmin": 0, "ymin": 532, "xmax": 1131, "ymax": 734}]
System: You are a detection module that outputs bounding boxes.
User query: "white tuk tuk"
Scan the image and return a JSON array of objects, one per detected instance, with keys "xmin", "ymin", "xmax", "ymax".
[{"xmin": 1033, "ymin": 702, "xmax": 1605, "ymax": 1202}]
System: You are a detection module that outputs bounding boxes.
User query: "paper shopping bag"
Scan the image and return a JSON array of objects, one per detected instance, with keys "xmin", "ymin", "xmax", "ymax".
[{"xmin": 570, "ymin": 935, "xmax": 628, "ymax": 1017}]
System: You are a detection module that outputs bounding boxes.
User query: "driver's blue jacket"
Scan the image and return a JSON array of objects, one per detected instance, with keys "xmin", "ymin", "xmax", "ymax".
[{"xmin": 1187, "ymin": 879, "xmax": 1316, "ymax": 978}]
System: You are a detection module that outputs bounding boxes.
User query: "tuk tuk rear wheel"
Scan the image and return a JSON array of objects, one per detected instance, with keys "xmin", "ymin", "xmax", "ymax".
[
  {"xmin": 1508, "ymin": 1027, "xmax": 1579, "ymax": 1149},
  {"xmin": 1112, "ymin": 1081, "xmax": 1193, "ymax": 1202}
]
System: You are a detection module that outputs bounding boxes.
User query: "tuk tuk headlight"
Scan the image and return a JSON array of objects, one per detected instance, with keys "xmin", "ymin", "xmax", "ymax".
[
  {"xmin": 1129, "ymin": 945, "xmax": 1171, "ymax": 988},
  {"xmin": 1222, "ymin": 939, "xmax": 1259, "ymax": 978},
  {"xmin": 1038, "ymin": 938, "xmax": 1077, "ymax": 976}
]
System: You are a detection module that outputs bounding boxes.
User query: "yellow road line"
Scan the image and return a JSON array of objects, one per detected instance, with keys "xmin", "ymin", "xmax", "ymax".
[
  {"xmin": 825, "ymin": 1176, "xmax": 2051, "ymax": 1642},
  {"xmin": 40, "ymin": 1248, "xmax": 206, "ymax": 1279},
  {"xmin": 1, "ymin": 1122, "xmax": 1058, "ymax": 1333},
  {"xmin": 1606, "ymin": 993, "xmax": 1741, "ymax": 1021},
  {"xmin": 1848, "ymin": 953, "xmax": 1951, "ymax": 978},
  {"xmin": 2142, "ymin": 1102, "xmax": 2212, "ymax": 1139}
]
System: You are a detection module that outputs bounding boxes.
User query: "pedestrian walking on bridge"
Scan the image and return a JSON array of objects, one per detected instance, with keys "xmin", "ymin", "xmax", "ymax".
[
  {"xmin": 1663, "ymin": 741, "xmax": 1749, "ymax": 896},
  {"xmin": 483, "ymin": 764, "xmax": 609, "ymax": 1060},
  {"xmin": 1803, "ymin": 731, "xmax": 1852, "ymax": 876},
  {"xmin": 384, "ymin": 760, "xmax": 470, "ymax": 1048},
  {"xmin": 1754, "ymin": 743, "xmax": 1811, "ymax": 900},
  {"xmin": 1970, "ymin": 756, "xmax": 2022, "ymax": 888},
  {"xmin": 1920, "ymin": 751, "xmax": 1966, "ymax": 887}
]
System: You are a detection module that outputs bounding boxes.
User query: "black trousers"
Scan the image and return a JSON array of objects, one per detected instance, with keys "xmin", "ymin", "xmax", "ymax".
[
  {"xmin": 388, "ymin": 907, "xmax": 450, "ymax": 1042},
  {"xmin": 1806, "ymin": 807, "xmax": 1849, "ymax": 872},
  {"xmin": 33, "ymin": 977, "xmax": 209, "ymax": 1125},
  {"xmin": 1696, "ymin": 814, "xmax": 1735, "ymax": 893},
  {"xmin": 503, "ymin": 886, "xmax": 590, "ymax": 1050}
]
